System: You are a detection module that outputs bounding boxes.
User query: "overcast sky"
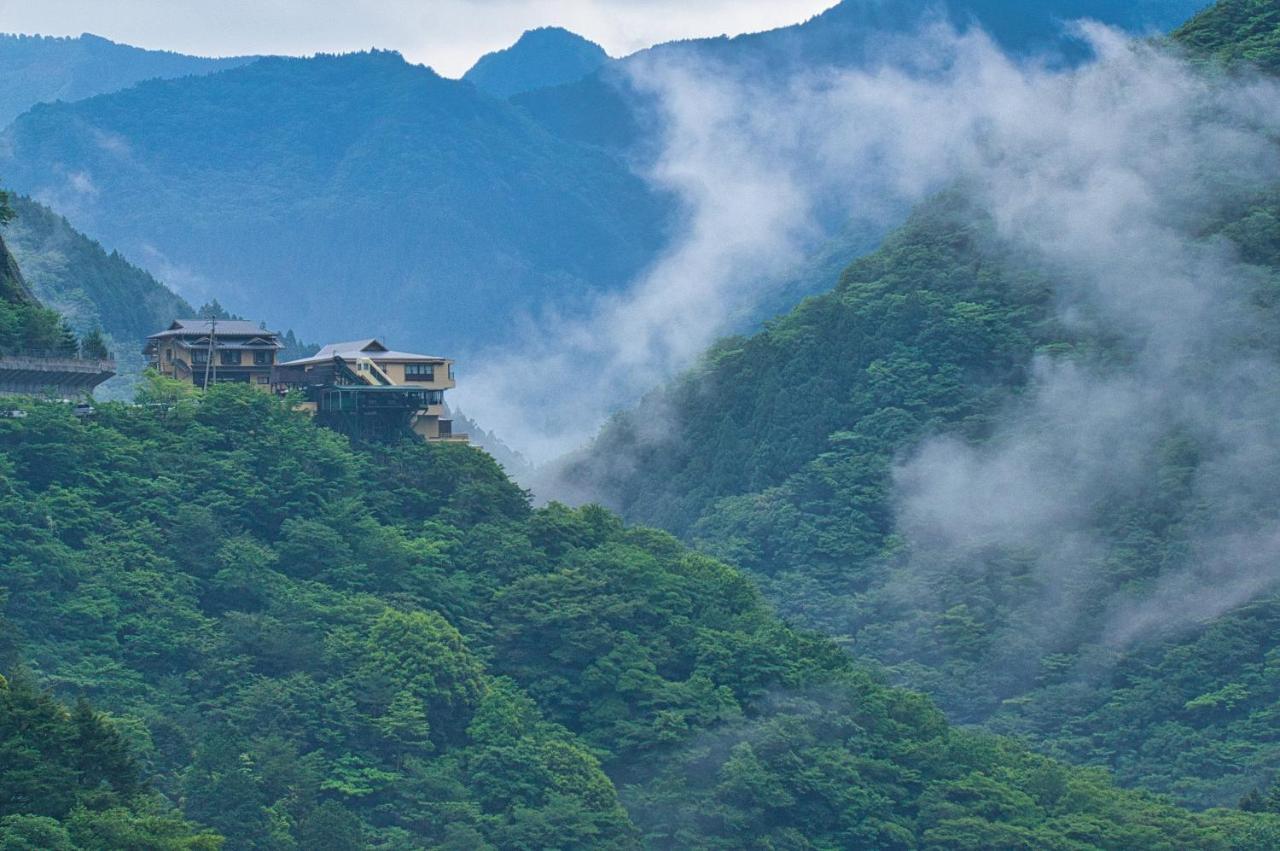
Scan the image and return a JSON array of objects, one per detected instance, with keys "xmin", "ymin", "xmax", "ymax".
[{"xmin": 0, "ymin": 0, "xmax": 838, "ymax": 77}]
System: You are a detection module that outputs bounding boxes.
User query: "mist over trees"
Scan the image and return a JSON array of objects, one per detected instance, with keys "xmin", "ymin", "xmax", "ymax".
[
  {"xmin": 561, "ymin": 0, "xmax": 1280, "ymax": 810},
  {"xmin": 1, "ymin": 384, "xmax": 1278, "ymax": 848},
  {"xmin": 5, "ymin": 0, "xmax": 1280, "ymax": 848}
]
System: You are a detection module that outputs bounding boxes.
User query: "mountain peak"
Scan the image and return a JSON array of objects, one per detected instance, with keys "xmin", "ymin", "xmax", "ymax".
[{"xmin": 463, "ymin": 27, "xmax": 609, "ymax": 98}]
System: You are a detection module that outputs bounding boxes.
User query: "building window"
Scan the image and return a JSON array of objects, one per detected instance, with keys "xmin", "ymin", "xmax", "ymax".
[
  {"xmin": 165, "ymin": 350, "xmax": 173, "ymax": 362},
  {"xmin": 192, "ymin": 349, "xmax": 209, "ymax": 364},
  {"xmin": 254, "ymin": 351, "xmax": 272, "ymax": 366},
  {"xmin": 448, "ymin": 364, "xmax": 455, "ymax": 381},
  {"xmin": 220, "ymin": 350, "xmax": 240, "ymax": 366},
  {"xmin": 405, "ymin": 363, "xmax": 435, "ymax": 381}
]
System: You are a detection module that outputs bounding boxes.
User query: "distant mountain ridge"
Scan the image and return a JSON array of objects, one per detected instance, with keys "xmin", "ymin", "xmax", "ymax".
[
  {"xmin": 0, "ymin": 32, "xmax": 255, "ymax": 127},
  {"xmin": 516, "ymin": 0, "xmax": 1209, "ymax": 150},
  {"xmin": 0, "ymin": 50, "xmax": 672, "ymax": 356},
  {"xmin": 463, "ymin": 27, "xmax": 609, "ymax": 98},
  {"xmin": 0, "ymin": 0, "xmax": 1212, "ymax": 371}
]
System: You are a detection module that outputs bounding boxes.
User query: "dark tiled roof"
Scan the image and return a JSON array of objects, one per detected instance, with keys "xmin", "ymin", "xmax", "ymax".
[{"xmin": 149, "ymin": 319, "xmax": 279, "ymax": 339}]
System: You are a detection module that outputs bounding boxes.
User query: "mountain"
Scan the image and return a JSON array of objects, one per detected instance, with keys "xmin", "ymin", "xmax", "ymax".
[
  {"xmin": 0, "ymin": 200, "xmax": 79, "ymax": 359},
  {"xmin": 0, "ymin": 50, "xmax": 671, "ymax": 357},
  {"xmin": 464, "ymin": 27, "xmax": 609, "ymax": 98},
  {"xmin": 560, "ymin": 1, "xmax": 1280, "ymax": 810},
  {"xmin": 514, "ymin": 0, "xmax": 1210, "ymax": 153},
  {"xmin": 1, "ymin": 383, "xmax": 1276, "ymax": 848},
  {"xmin": 4, "ymin": 194, "xmax": 192, "ymax": 345},
  {"xmin": 0, "ymin": 1, "xmax": 1209, "ymax": 365},
  {"xmin": 2, "ymin": 194, "xmax": 193, "ymax": 396},
  {"xmin": 0, "ymin": 32, "xmax": 254, "ymax": 127}
]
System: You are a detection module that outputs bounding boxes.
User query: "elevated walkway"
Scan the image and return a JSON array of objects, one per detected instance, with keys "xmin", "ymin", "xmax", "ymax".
[{"xmin": 0, "ymin": 356, "xmax": 116, "ymax": 398}]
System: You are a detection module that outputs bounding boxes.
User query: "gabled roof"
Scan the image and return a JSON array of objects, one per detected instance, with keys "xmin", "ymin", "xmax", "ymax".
[
  {"xmin": 280, "ymin": 338, "xmax": 446, "ymax": 367},
  {"xmin": 148, "ymin": 319, "xmax": 280, "ymax": 339}
]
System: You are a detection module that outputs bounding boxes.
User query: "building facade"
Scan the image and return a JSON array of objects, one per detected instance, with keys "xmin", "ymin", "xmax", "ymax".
[
  {"xmin": 272, "ymin": 339, "xmax": 465, "ymax": 442},
  {"xmin": 144, "ymin": 319, "xmax": 283, "ymax": 389}
]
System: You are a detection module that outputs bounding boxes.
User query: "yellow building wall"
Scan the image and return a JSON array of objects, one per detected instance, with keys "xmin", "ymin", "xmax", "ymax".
[
  {"xmin": 371, "ymin": 359, "xmax": 455, "ymax": 390},
  {"xmin": 411, "ymin": 414, "xmax": 441, "ymax": 439},
  {"xmin": 151, "ymin": 340, "xmax": 275, "ymax": 391}
]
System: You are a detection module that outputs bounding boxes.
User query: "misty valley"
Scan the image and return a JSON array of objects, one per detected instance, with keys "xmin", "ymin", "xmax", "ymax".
[{"xmin": 3, "ymin": 0, "xmax": 1280, "ymax": 849}]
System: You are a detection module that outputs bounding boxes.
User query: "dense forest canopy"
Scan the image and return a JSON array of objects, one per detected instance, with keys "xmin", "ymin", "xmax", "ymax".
[
  {"xmin": 2, "ymin": 381, "xmax": 1277, "ymax": 848},
  {"xmin": 559, "ymin": 0, "xmax": 1280, "ymax": 812},
  {"xmin": 0, "ymin": 672, "xmax": 218, "ymax": 848},
  {"xmin": 6, "ymin": 0, "xmax": 1280, "ymax": 848}
]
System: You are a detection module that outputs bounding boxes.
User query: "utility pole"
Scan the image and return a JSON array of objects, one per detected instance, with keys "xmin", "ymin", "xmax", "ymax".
[{"xmin": 202, "ymin": 316, "xmax": 217, "ymax": 389}]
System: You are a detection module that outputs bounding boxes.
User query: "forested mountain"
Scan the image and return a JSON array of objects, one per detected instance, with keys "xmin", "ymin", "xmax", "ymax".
[
  {"xmin": 1, "ymin": 194, "xmax": 194, "ymax": 396},
  {"xmin": 4, "ymin": 195, "xmax": 191, "ymax": 345},
  {"xmin": 514, "ymin": 0, "xmax": 1209, "ymax": 153},
  {"xmin": 562, "ymin": 0, "xmax": 1280, "ymax": 811},
  {"xmin": 0, "ymin": 193, "xmax": 82, "ymax": 360},
  {"xmin": 463, "ymin": 27, "xmax": 609, "ymax": 98},
  {"xmin": 0, "ymin": 50, "xmax": 671, "ymax": 356},
  {"xmin": 0, "ymin": 33, "xmax": 254, "ymax": 127},
  {"xmin": 0, "ymin": 0, "xmax": 1212, "ymax": 363},
  {"xmin": 2, "ymin": 381, "xmax": 1278, "ymax": 848}
]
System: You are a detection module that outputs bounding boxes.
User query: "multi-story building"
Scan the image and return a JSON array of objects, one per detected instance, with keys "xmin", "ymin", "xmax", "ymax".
[
  {"xmin": 272, "ymin": 338, "xmax": 465, "ymax": 442},
  {"xmin": 144, "ymin": 319, "xmax": 283, "ymax": 389}
]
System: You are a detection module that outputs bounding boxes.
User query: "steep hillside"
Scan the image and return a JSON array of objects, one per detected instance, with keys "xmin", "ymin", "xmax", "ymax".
[
  {"xmin": 0, "ymin": 2, "xmax": 1209, "ymax": 364},
  {"xmin": 0, "ymin": 33, "xmax": 254, "ymax": 127},
  {"xmin": 561, "ymin": 3, "xmax": 1280, "ymax": 810},
  {"xmin": 5, "ymin": 195, "xmax": 191, "ymax": 344},
  {"xmin": 2, "ymin": 383, "xmax": 1275, "ymax": 848},
  {"xmin": 1174, "ymin": 0, "xmax": 1280, "ymax": 73},
  {"xmin": 464, "ymin": 27, "xmax": 609, "ymax": 98},
  {"xmin": 3, "ymin": 194, "xmax": 193, "ymax": 395},
  {"xmin": 0, "ymin": 50, "xmax": 671, "ymax": 356},
  {"xmin": 0, "ymin": 196, "xmax": 80, "ymax": 360}
]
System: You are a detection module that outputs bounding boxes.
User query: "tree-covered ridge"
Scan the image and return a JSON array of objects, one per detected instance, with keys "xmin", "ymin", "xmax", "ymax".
[
  {"xmin": 3, "ymin": 195, "xmax": 192, "ymax": 348},
  {"xmin": 0, "ymin": 33, "xmax": 256, "ymax": 128},
  {"xmin": 0, "ymin": 50, "xmax": 672, "ymax": 356},
  {"xmin": 0, "ymin": 671, "xmax": 221, "ymax": 849},
  {"xmin": 563, "ymin": 191, "xmax": 1053, "ymax": 537},
  {"xmin": 1174, "ymin": 0, "xmax": 1280, "ymax": 74},
  {"xmin": 0, "ymin": 195, "xmax": 323, "ymax": 396},
  {"xmin": 0, "ymin": 225, "xmax": 80, "ymax": 359},
  {"xmin": 1, "ymin": 382, "xmax": 1272, "ymax": 848},
  {"xmin": 464, "ymin": 28, "xmax": 609, "ymax": 99},
  {"xmin": 2, "ymin": 194, "xmax": 192, "ymax": 394},
  {"xmin": 560, "ymin": 0, "xmax": 1280, "ymax": 810},
  {"xmin": 567, "ymin": 182, "xmax": 1280, "ymax": 808}
]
